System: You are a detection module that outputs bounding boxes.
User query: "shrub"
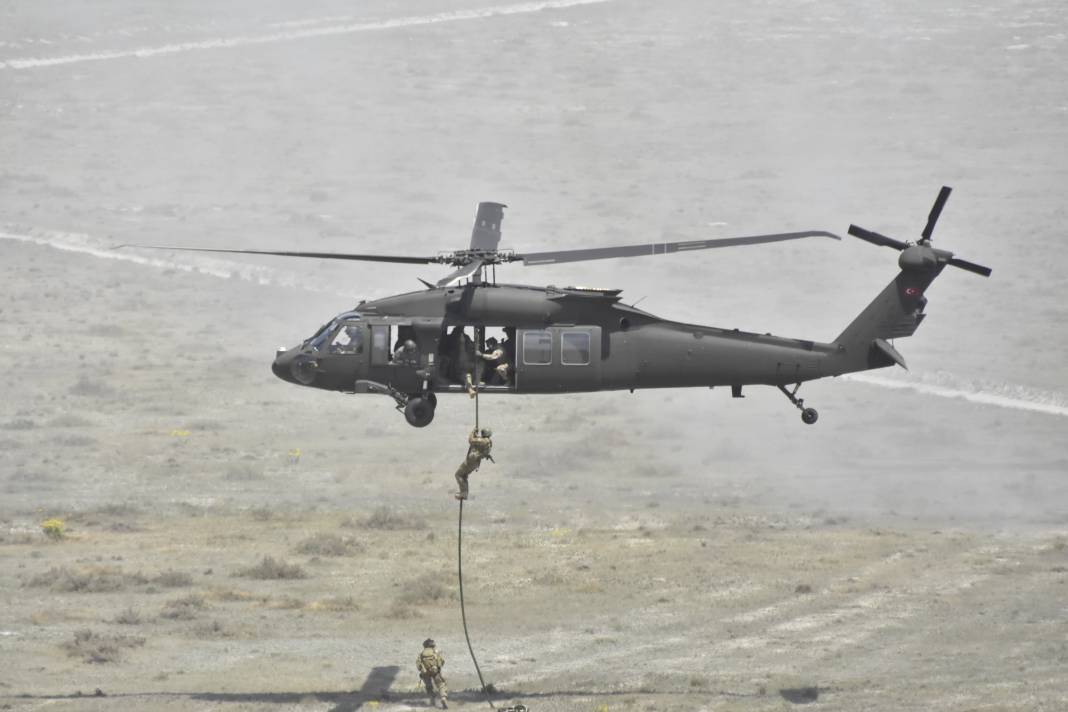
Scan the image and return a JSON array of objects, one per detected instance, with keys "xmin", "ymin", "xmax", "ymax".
[
  {"xmin": 28, "ymin": 566, "xmax": 147, "ymax": 593},
  {"xmin": 397, "ymin": 572, "xmax": 452, "ymax": 605},
  {"xmin": 113, "ymin": 607, "xmax": 143, "ymax": 625},
  {"xmin": 359, "ymin": 506, "xmax": 427, "ymax": 531},
  {"xmin": 191, "ymin": 620, "xmax": 234, "ymax": 639},
  {"xmin": 308, "ymin": 595, "xmax": 359, "ymax": 612},
  {"xmin": 237, "ymin": 556, "xmax": 306, "ymax": 580},
  {"xmin": 294, "ymin": 533, "xmax": 363, "ymax": 557},
  {"xmin": 152, "ymin": 570, "xmax": 193, "ymax": 588},
  {"xmin": 160, "ymin": 594, "xmax": 207, "ymax": 620},
  {"xmin": 41, "ymin": 518, "xmax": 66, "ymax": 540},
  {"xmin": 62, "ymin": 629, "xmax": 145, "ymax": 664}
]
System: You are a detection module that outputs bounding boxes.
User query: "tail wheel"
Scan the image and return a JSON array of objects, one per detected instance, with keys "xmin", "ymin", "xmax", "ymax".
[
  {"xmin": 801, "ymin": 408, "xmax": 819, "ymax": 425},
  {"xmin": 404, "ymin": 397, "xmax": 435, "ymax": 427}
]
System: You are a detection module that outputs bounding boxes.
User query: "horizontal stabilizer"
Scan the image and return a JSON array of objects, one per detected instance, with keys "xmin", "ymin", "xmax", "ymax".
[{"xmin": 873, "ymin": 338, "xmax": 907, "ymax": 370}]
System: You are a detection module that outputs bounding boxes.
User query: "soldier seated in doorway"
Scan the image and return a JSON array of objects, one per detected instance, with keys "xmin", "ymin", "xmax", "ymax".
[{"xmin": 476, "ymin": 337, "xmax": 511, "ymax": 386}]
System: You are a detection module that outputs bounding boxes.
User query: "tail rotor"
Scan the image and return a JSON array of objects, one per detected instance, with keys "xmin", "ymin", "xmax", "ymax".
[{"xmin": 847, "ymin": 186, "xmax": 992, "ymax": 278}]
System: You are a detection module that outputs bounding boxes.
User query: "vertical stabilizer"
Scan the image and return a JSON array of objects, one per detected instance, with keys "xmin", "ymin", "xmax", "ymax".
[{"xmin": 825, "ymin": 266, "xmax": 941, "ymax": 376}]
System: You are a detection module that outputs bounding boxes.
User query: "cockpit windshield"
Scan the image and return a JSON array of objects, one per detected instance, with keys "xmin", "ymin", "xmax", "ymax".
[
  {"xmin": 327, "ymin": 323, "xmax": 363, "ymax": 354},
  {"xmin": 307, "ymin": 312, "xmax": 362, "ymax": 353}
]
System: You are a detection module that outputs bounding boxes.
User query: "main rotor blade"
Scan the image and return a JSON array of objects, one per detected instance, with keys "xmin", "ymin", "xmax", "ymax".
[
  {"xmin": 847, "ymin": 225, "xmax": 909, "ymax": 251},
  {"xmin": 120, "ymin": 245, "xmax": 437, "ymax": 265},
  {"xmin": 947, "ymin": 256, "xmax": 992, "ymax": 277},
  {"xmin": 517, "ymin": 231, "xmax": 841, "ymax": 266},
  {"xmin": 436, "ymin": 257, "xmax": 484, "ymax": 287},
  {"xmin": 922, "ymin": 186, "xmax": 952, "ymax": 241}
]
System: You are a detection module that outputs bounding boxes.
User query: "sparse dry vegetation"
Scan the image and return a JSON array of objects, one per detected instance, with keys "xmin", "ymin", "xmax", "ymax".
[
  {"xmin": 356, "ymin": 506, "xmax": 427, "ymax": 531},
  {"xmin": 190, "ymin": 619, "xmax": 237, "ymax": 639},
  {"xmin": 113, "ymin": 607, "xmax": 144, "ymax": 625},
  {"xmin": 294, "ymin": 532, "xmax": 364, "ymax": 557},
  {"xmin": 28, "ymin": 566, "xmax": 148, "ymax": 593},
  {"xmin": 236, "ymin": 556, "xmax": 306, "ymax": 580},
  {"xmin": 160, "ymin": 593, "xmax": 207, "ymax": 620},
  {"xmin": 69, "ymin": 374, "xmax": 115, "ymax": 397},
  {"xmin": 308, "ymin": 595, "xmax": 359, "ymax": 612},
  {"xmin": 62, "ymin": 629, "xmax": 145, "ymax": 664},
  {"xmin": 396, "ymin": 572, "xmax": 453, "ymax": 606},
  {"xmin": 152, "ymin": 569, "xmax": 194, "ymax": 587}
]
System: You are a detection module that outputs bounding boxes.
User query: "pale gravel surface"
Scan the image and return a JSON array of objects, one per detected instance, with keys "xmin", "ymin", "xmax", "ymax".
[{"xmin": 2, "ymin": 1, "xmax": 1067, "ymax": 710}]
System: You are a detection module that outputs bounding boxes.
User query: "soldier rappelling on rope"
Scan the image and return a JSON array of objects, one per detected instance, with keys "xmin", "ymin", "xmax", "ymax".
[{"xmin": 454, "ymin": 427, "xmax": 493, "ymax": 500}]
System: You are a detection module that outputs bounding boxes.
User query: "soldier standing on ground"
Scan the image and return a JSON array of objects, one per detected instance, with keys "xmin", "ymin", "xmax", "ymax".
[
  {"xmin": 454, "ymin": 427, "xmax": 493, "ymax": 500},
  {"xmin": 417, "ymin": 638, "xmax": 448, "ymax": 709}
]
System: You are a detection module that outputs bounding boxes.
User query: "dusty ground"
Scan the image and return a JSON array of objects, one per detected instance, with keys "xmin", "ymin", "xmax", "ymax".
[{"xmin": 2, "ymin": 1, "xmax": 1068, "ymax": 710}]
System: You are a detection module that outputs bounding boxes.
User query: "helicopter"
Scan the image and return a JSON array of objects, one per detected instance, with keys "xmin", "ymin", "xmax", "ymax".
[{"xmin": 133, "ymin": 187, "xmax": 990, "ymax": 428}]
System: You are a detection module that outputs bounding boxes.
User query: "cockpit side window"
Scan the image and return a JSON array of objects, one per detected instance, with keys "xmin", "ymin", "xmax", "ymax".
[{"xmin": 328, "ymin": 324, "xmax": 363, "ymax": 354}]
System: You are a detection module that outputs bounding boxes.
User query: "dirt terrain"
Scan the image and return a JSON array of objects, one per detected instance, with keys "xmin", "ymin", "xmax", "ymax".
[{"xmin": 2, "ymin": 1, "xmax": 1068, "ymax": 710}]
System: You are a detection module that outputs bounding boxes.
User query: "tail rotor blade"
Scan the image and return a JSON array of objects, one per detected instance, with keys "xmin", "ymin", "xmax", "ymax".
[
  {"xmin": 947, "ymin": 256, "xmax": 992, "ymax": 277},
  {"xmin": 922, "ymin": 186, "xmax": 952, "ymax": 241},
  {"xmin": 847, "ymin": 224, "xmax": 909, "ymax": 251}
]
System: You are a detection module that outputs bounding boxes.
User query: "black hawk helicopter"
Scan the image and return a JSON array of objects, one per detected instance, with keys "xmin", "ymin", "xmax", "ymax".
[{"xmin": 136, "ymin": 187, "xmax": 989, "ymax": 427}]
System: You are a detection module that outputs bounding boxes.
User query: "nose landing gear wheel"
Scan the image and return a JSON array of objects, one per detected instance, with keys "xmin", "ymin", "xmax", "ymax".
[
  {"xmin": 404, "ymin": 397, "xmax": 435, "ymax": 427},
  {"xmin": 801, "ymin": 407, "xmax": 819, "ymax": 425}
]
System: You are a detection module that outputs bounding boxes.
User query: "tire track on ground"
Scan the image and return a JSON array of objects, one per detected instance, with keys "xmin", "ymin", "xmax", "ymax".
[{"xmin": 0, "ymin": 0, "xmax": 613, "ymax": 70}]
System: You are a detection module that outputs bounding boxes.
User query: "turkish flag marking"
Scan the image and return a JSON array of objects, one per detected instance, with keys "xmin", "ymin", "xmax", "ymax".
[{"xmin": 904, "ymin": 287, "xmax": 922, "ymax": 297}]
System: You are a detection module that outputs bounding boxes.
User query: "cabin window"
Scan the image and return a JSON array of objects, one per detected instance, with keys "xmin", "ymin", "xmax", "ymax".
[
  {"xmin": 522, "ymin": 330, "xmax": 552, "ymax": 366},
  {"xmin": 561, "ymin": 331, "xmax": 591, "ymax": 365}
]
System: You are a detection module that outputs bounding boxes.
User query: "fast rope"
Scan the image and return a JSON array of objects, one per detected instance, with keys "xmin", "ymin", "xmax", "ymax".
[
  {"xmin": 458, "ymin": 385, "xmax": 496, "ymax": 709},
  {"xmin": 458, "ymin": 497, "xmax": 495, "ymax": 709}
]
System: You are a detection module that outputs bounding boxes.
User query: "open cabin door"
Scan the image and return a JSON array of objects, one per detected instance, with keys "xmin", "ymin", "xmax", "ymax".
[
  {"xmin": 363, "ymin": 317, "xmax": 441, "ymax": 394},
  {"xmin": 515, "ymin": 326, "xmax": 602, "ymax": 393}
]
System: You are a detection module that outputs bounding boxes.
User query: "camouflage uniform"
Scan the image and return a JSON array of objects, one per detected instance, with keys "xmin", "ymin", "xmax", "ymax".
[
  {"xmin": 417, "ymin": 639, "xmax": 448, "ymax": 708},
  {"xmin": 454, "ymin": 428, "xmax": 493, "ymax": 500}
]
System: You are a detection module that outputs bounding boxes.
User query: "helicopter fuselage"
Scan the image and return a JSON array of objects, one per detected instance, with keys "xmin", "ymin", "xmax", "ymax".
[{"xmin": 271, "ymin": 281, "xmax": 840, "ymax": 407}]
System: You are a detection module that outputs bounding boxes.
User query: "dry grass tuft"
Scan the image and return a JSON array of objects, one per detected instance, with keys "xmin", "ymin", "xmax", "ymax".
[
  {"xmin": 268, "ymin": 595, "xmax": 306, "ymax": 609},
  {"xmin": 160, "ymin": 593, "xmax": 207, "ymax": 620},
  {"xmin": 62, "ymin": 629, "xmax": 145, "ymax": 664},
  {"xmin": 208, "ymin": 587, "xmax": 267, "ymax": 604},
  {"xmin": 190, "ymin": 619, "xmax": 238, "ymax": 639},
  {"xmin": 28, "ymin": 566, "xmax": 148, "ymax": 593},
  {"xmin": 355, "ymin": 506, "xmax": 427, "ymax": 531},
  {"xmin": 152, "ymin": 570, "xmax": 193, "ymax": 588},
  {"xmin": 112, "ymin": 607, "xmax": 144, "ymax": 625},
  {"xmin": 237, "ymin": 556, "xmax": 306, "ymax": 580},
  {"xmin": 69, "ymin": 375, "xmax": 115, "ymax": 397},
  {"xmin": 397, "ymin": 572, "xmax": 454, "ymax": 606},
  {"xmin": 294, "ymin": 533, "xmax": 364, "ymax": 557},
  {"xmin": 308, "ymin": 595, "xmax": 360, "ymax": 612}
]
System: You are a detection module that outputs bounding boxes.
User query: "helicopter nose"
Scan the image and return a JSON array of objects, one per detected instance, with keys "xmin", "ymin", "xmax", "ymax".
[{"xmin": 272, "ymin": 347, "xmax": 295, "ymax": 383}]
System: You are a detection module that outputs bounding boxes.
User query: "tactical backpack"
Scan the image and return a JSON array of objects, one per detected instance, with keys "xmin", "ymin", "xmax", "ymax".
[{"xmin": 418, "ymin": 649, "xmax": 441, "ymax": 676}]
